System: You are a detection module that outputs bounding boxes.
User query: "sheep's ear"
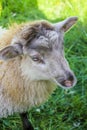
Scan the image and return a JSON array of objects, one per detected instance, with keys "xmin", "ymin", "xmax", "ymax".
[
  {"xmin": 54, "ymin": 16, "xmax": 78, "ymax": 32},
  {"xmin": 0, "ymin": 44, "xmax": 23, "ymax": 60}
]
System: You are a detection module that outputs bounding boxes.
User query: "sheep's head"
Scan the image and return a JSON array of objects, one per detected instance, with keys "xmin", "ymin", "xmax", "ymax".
[{"xmin": 0, "ymin": 17, "xmax": 78, "ymax": 89}]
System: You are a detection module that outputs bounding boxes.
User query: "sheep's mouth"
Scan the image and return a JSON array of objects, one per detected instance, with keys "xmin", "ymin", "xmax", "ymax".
[
  {"xmin": 59, "ymin": 80, "xmax": 74, "ymax": 88},
  {"xmin": 54, "ymin": 76, "xmax": 77, "ymax": 89}
]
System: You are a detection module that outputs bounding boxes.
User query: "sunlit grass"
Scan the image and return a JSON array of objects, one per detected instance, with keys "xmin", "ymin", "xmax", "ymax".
[
  {"xmin": 0, "ymin": 1, "xmax": 2, "ymax": 16},
  {"xmin": 38, "ymin": 0, "xmax": 87, "ymax": 23},
  {"xmin": 0, "ymin": 0, "xmax": 87, "ymax": 130}
]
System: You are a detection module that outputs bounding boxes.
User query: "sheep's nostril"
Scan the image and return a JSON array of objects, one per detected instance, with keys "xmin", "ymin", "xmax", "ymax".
[
  {"xmin": 67, "ymin": 73, "xmax": 74, "ymax": 81},
  {"xmin": 68, "ymin": 75, "xmax": 74, "ymax": 81}
]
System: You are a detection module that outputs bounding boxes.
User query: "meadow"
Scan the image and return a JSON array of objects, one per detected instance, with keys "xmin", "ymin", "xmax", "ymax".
[{"xmin": 0, "ymin": 0, "xmax": 87, "ymax": 130}]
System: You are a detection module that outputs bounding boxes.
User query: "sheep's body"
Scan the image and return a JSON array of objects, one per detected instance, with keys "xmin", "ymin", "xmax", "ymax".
[
  {"xmin": 0, "ymin": 17, "xmax": 77, "ymax": 125},
  {"xmin": 0, "ymin": 24, "xmax": 56, "ymax": 117},
  {"xmin": 0, "ymin": 51, "xmax": 56, "ymax": 118}
]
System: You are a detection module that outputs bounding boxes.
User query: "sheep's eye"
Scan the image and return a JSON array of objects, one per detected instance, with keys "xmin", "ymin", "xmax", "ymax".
[{"xmin": 31, "ymin": 56, "xmax": 42, "ymax": 62}]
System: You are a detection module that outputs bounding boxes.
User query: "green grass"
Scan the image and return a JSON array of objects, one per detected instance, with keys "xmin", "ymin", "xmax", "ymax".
[{"xmin": 0, "ymin": 0, "xmax": 87, "ymax": 130}]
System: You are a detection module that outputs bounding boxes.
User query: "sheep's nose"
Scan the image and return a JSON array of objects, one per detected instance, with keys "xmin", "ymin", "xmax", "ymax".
[
  {"xmin": 55, "ymin": 72, "xmax": 77, "ymax": 88},
  {"xmin": 61, "ymin": 73, "xmax": 76, "ymax": 87}
]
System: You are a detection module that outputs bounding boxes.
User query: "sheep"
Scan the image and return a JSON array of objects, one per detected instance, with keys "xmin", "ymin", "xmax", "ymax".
[{"xmin": 0, "ymin": 17, "xmax": 78, "ymax": 130}]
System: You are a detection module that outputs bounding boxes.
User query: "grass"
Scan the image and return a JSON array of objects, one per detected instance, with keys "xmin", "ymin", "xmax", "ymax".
[{"xmin": 0, "ymin": 0, "xmax": 87, "ymax": 130}]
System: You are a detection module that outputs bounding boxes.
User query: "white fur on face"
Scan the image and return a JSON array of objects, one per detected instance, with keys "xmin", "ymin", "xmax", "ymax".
[{"xmin": 20, "ymin": 56, "xmax": 52, "ymax": 81}]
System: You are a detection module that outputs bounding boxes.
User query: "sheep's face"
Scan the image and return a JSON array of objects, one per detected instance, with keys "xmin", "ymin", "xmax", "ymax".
[
  {"xmin": 0, "ymin": 17, "xmax": 78, "ymax": 89},
  {"xmin": 21, "ymin": 29, "xmax": 76, "ymax": 89}
]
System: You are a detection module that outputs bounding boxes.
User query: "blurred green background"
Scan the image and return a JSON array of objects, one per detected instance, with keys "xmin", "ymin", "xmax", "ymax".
[{"xmin": 0, "ymin": 0, "xmax": 87, "ymax": 130}]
